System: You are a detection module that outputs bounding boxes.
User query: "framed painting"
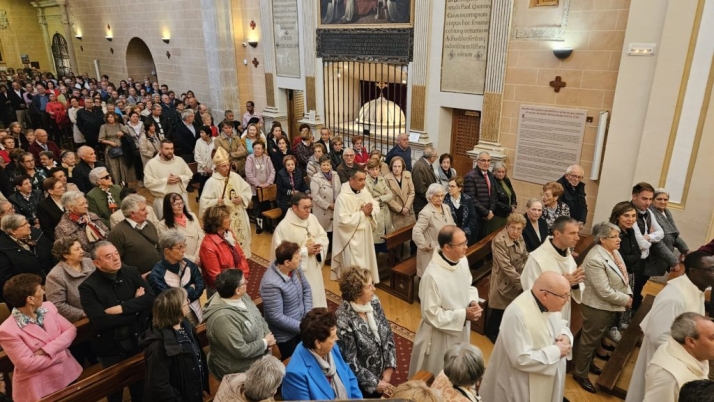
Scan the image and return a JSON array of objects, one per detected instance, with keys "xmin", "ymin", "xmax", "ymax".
[{"xmin": 318, "ymin": 0, "xmax": 414, "ymax": 27}]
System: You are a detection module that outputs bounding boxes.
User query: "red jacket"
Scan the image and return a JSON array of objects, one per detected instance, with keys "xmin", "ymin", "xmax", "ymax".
[
  {"xmin": 29, "ymin": 140, "xmax": 62, "ymax": 163},
  {"xmin": 199, "ymin": 231, "xmax": 250, "ymax": 289}
]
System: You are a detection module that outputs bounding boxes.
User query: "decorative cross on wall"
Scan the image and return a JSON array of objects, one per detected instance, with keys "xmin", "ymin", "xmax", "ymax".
[
  {"xmin": 252, "ymin": 58, "xmax": 260, "ymax": 68},
  {"xmin": 549, "ymin": 76, "xmax": 566, "ymax": 92}
]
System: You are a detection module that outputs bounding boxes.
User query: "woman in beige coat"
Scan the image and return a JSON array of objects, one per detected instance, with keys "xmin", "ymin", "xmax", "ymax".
[
  {"xmin": 366, "ymin": 158, "xmax": 394, "ymax": 247},
  {"xmin": 485, "ymin": 213, "xmax": 528, "ymax": 343},
  {"xmin": 310, "ymin": 155, "xmax": 341, "ymax": 235},
  {"xmin": 412, "ymin": 183, "xmax": 455, "ymax": 277},
  {"xmin": 384, "ymin": 156, "xmax": 416, "ymax": 231}
]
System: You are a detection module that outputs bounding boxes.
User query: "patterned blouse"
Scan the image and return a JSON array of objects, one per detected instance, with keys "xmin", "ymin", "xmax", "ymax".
[
  {"xmin": 542, "ymin": 201, "xmax": 571, "ymax": 233},
  {"xmin": 12, "ymin": 306, "xmax": 48, "ymax": 329}
]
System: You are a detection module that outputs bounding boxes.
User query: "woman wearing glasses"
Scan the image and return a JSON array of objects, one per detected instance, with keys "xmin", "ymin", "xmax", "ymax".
[
  {"xmin": 485, "ymin": 213, "xmax": 528, "ymax": 343},
  {"xmin": 572, "ymin": 221, "xmax": 633, "ymax": 394},
  {"xmin": 157, "ymin": 193, "xmax": 204, "ymax": 265},
  {"xmin": 86, "ymin": 167, "xmax": 123, "ymax": 227}
]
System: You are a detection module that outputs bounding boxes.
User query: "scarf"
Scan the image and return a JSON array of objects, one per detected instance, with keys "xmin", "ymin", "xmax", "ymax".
[
  {"xmin": 322, "ymin": 171, "xmax": 333, "ymax": 182},
  {"xmin": 174, "ymin": 214, "xmax": 187, "ymax": 228},
  {"xmin": 308, "ymin": 348, "xmax": 348, "ymax": 399},
  {"xmin": 350, "ymin": 299, "xmax": 380, "ymax": 341},
  {"xmin": 62, "ymin": 162, "xmax": 74, "ymax": 177},
  {"xmin": 104, "ymin": 188, "xmax": 118, "ymax": 212},
  {"xmin": 69, "ymin": 212, "xmax": 106, "ymax": 242}
]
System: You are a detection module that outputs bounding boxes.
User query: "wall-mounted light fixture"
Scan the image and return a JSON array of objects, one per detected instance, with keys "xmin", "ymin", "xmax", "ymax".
[
  {"xmin": 75, "ymin": 35, "xmax": 82, "ymax": 40},
  {"xmin": 552, "ymin": 47, "xmax": 573, "ymax": 60},
  {"xmin": 105, "ymin": 24, "xmax": 113, "ymax": 41},
  {"xmin": 162, "ymin": 29, "xmax": 170, "ymax": 44},
  {"xmin": 162, "ymin": 37, "xmax": 170, "ymax": 44},
  {"xmin": 248, "ymin": 41, "xmax": 258, "ymax": 48}
]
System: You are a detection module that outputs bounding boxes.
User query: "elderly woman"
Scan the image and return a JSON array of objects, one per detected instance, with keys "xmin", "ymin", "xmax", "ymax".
[
  {"xmin": 37, "ymin": 177, "xmax": 66, "ymax": 241},
  {"xmin": 572, "ymin": 221, "xmax": 633, "ymax": 394},
  {"xmin": 385, "ymin": 156, "xmax": 416, "ymax": 258},
  {"xmin": 98, "ymin": 111, "xmax": 134, "ymax": 185},
  {"xmin": 55, "ymin": 191, "xmax": 108, "ymax": 254},
  {"xmin": 431, "ymin": 343, "xmax": 486, "ymax": 402},
  {"xmin": 204, "ymin": 269, "xmax": 274, "ymax": 380},
  {"xmin": 435, "ymin": 153, "xmax": 457, "ymax": 189},
  {"xmin": 215, "ymin": 355, "xmax": 285, "ymax": 402},
  {"xmin": 245, "ymin": 141, "xmax": 275, "ymax": 234},
  {"xmin": 391, "ymin": 381, "xmax": 441, "ymax": 402},
  {"xmin": 330, "ymin": 137, "xmax": 344, "ymax": 169},
  {"xmin": 199, "ymin": 205, "xmax": 250, "ymax": 294},
  {"xmin": 17, "ymin": 152, "xmax": 46, "ymax": 191},
  {"xmin": 609, "ymin": 201, "xmax": 643, "ymax": 330},
  {"xmin": 485, "ymin": 213, "xmax": 529, "ymax": 343},
  {"xmin": 352, "ymin": 135, "xmax": 368, "ymax": 168},
  {"xmin": 523, "ymin": 197, "xmax": 548, "ymax": 252},
  {"xmin": 140, "ymin": 287, "xmax": 209, "ymax": 402},
  {"xmin": 260, "ymin": 241, "xmax": 313, "ymax": 360},
  {"xmin": 276, "ymin": 155, "xmax": 309, "ymax": 213},
  {"xmin": 45, "ymin": 238, "xmax": 95, "ymax": 322},
  {"xmin": 306, "ymin": 143, "xmax": 326, "ymax": 178},
  {"xmin": 366, "ymin": 158, "xmax": 394, "ymax": 250},
  {"xmin": 293, "ymin": 127, "xmax": 314, "ymax": 172},
  {"xmin": 0, "ymin": 274, "xmax": 82, "ymax": 402},
  {"xmin": 413, "ymin": 183, "xmax": 455, "ymax": 277},
  {"xmin": 645, "ymin": 188, "xmax": 689, "ymax": 277},
  {"xmin": 139, "ymin": 120, "xmax": 162, "ymax": 167},
  {"xmin": 157, "ymin": 193, "xmax": 204, "ymax": 264},
  {"xmin": 336, "ymin": 267, "xmax": 396, "ymax": 397},
  {"xmin": 86, "ymin": 167, "xmax": 123, "ymax": 227},
  {"xmin": 492, "ymin": 162, "xmax": 517, "ymax": 231},
  {"xmin": 311, "ymin": 155, "xmax": 341, "ymax": 237},
  {"xmin": 147, "ymin": 230, "xmax": 206, "ymax": 325},
  {"xmin": 444, "ymin": 176, "xmax": 478, "ymax": 246},
  {"xmin": 0, "ymin": 214, "xmax": 53, "ymax": 304},
  {"xmin": 541, "ymin": 181, "xmax": 571, "ymax": 232},
  {"xmin": 282, "ymin": 308, "xmax": 362, "ymax": 400}
]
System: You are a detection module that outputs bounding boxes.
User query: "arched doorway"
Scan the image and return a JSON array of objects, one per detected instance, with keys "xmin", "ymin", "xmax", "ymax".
[
  {"xmin": 51, "ymin": 33, "xmax": 71, "ymax": 77},
  {"xmin": 126, "ymin": 38, "xmax": 157, "ymax": 83}
]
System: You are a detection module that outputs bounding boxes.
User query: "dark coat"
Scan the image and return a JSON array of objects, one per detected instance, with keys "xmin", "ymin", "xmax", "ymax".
[
  {"xmin": 493, "ymin": 177, "xmax": 517, "ymax": 218},
  {"xmin": 144, "ymin": 115, "xmax": 173, "ymax": 139},
  {"xmin": 76, "ymin": 107, "xmax": 105, "ymax": 146},
  {"xmin": 557, "ymin": 175, "xmax": 588, "ymax": 224},
  {"xmin": 147, "ymin": 258, "xmax": 205, "ymax": 303},
  {"xmin": 463, "ymin": 168, "xmax": 498, "ymax": 218},
  {"xmin": 140, "ymin": 320, "xmax": 209, "ymax": 402},
  {"xmin": 330, "ymin": 149, "xmax": 343, "ymax": 170},
  {"xmin": 7, "ymin": 88, "xmax": 26, "ymax": 111},
  {"xmin": 37, "ymin": 196, "xmax": 63, "ymax": 241},
  {"xmin": 444, "ymin": 193, "xmax": 479, "ymax": 245},
  {"xmin": 8, "ymin": 189, "xmax": 43, "ymax": 226},
  {"xmin": 270, "ymin": 149, "xmax": 293, "ymax": 173},
  {"xmin": 171, "ymin": 122, "xmax": 199, "ymax": 159},
  {"xmin": 336, "ymin": 162, "xmax": 357, "ymax": 184},
  {"xmin": 0, "ymin": 228, "xmax": 53, "ymax": 304},
  {"xmin": 410, "ymin": 157, "xmax": 437, "ymax": 216},
  {"xmin": 28, "ymin": 140, "xmax": 62, "ymax": 163},
  {"xmin": 78, "ymin": 264, "xmax": 155, "ymax": 358},
  {"xmin": 618, "ymin": 226, "xmax": 642, "ymax": 273},
  {"xmin": 73, "ymin": 160, "xmax": 107, "ymax": 194},
  {"xmin": 385, "ymin": 145, "xmax": 412, "ymax": 172},
  {"xmin": 86, "ymin": 184, "xmax": 123, "ymax": 227},
  {"xmin": 276, "ymin": 168, "xmax": 309, "ymax": 211},
  {"xmin": 523, "ymin": 214, "xmax": 548, "ymax": 252}
]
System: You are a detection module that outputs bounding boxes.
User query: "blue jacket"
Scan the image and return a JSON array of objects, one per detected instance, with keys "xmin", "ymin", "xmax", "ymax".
[
  {"xmin": 259, "ymin": 261, "xmax": 312, "ymax": 343},
  {"xmin": 282, "ymin": 343, "xmax": 363, "ymax": 400},
  {"xmin": 385, "ymin": 145, "xmax": 412, "ymax": 171},
  {"xmin": 147, "ymin": 258, "xmax": 205, "ymax": 302}
]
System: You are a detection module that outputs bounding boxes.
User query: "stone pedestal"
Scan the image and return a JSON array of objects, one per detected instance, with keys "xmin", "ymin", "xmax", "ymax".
[
  {"xmin": 468, "ymin": 141, "xmax": 506, "ymax": 170},
  {"xmin": 262, "ymin": 106, "xmax": 288, "ymax": 134}
]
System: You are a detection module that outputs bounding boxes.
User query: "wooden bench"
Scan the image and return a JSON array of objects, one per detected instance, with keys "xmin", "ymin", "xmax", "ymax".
[
  {"xmin": 596, "ymin": 294, "xmax": 655, "ymax": 399},
  {"xmin": 380, "ymin": 223, "xmax": 415, "ymax": 268}
]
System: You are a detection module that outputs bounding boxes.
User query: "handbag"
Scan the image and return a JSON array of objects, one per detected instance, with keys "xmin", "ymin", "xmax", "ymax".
[{"xmin": 108, "ymin": 146, "xmax": 124, "ymax": 158}]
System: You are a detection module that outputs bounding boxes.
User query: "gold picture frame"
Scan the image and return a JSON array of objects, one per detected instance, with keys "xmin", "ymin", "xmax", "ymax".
[{"xmin": 318, "ymin": 0, "xmax": 415, "ymax": 28}]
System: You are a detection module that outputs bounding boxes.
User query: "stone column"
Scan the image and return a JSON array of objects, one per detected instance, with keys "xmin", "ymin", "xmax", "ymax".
[
  {"xmin": 34, "ymin": 8, "xmax": 57, "ymax": 73},
  {"xmin": 470, "ymin": 0, "xmax": 513, "ymax": 168},
  {"xmin": 56, "ymin": 0, "xmax": 78, "ymax": 74},
  {"xmin": 408, "ymin": 0, "xmax": 432, "ymax": 146},
  {"xmin": 259, "ymin": 0, "xmax": 287, "ymax": 130},
  {"xmin": 200, "ymin": 0, "xmax": 240, "ymax": 120}
]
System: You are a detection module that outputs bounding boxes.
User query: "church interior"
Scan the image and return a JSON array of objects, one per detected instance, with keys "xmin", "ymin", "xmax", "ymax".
[{"xmin": 0, "ymin": 0, "xmax": 712, "ymax": 401}]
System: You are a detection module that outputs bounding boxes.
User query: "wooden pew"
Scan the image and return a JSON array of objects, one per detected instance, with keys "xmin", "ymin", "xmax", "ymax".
[
  {"xmin": 380, "ymin": 223, "xmax": 415, "ymax": 268},
  {"xmin": 596, "ymin": 294, "xmax": 655, "ymax": 399},
  {"xmin": 381, "ymin": 370, "xmax": 436, "ymax": 399}
]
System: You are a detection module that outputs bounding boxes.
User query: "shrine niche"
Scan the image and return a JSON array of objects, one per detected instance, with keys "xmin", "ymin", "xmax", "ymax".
[{"xmin": 319, "ymin": 0, "xmax": 414, "ymax": 26}]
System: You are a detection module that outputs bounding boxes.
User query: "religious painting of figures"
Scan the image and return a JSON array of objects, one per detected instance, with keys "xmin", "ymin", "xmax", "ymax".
[{"xmin": 319, "ymin": 0, "xmax": 413, "ymax": 27}]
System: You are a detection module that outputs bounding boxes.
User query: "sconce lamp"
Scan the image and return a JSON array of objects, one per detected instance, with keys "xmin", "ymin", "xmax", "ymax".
[
  {"xmin": 75, "ymin": 35, "xmax": 82, "ymax": 40},
  {"xmin": 105, "ymin": 24, "xmax": 113, "ymax": 41},
  {"xmin": 248, "ymin": 41, "xmax": 258, "ymax": 48},
  {"xmin": 105, "ymin": 36, "xmax": 113, "ymax": 42},
  {"xmin": 162, "ymin": 37, "xmax": 170, "ymax": 44},
  {"xmin": 553, "ymin": 47, "xmax": 573, "ymax": 60}
]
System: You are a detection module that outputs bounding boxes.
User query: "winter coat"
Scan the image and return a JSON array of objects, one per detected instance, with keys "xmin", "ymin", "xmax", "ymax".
[{"xmin": 0, "ymin": 228, "xmax": 53, "ymax": 304}]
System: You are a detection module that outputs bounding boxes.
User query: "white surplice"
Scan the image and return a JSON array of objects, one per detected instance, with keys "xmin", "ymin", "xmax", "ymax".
[
  {"xmin": 480, "ymin": 290, "xmax": 573, "ymax": 402},
  {"xmin": 199, "ymin": 170, "xmax": 253, "ymax": 259},
  {"xmin": 271, "ymin": 209, "xmax": 329, "ymax": 308},
  {"xmin": 625, "ymin": 274, "xmax": 706, "ymax": 402},
  {"xmin": 143, "ymin": 154, "xmax": 193, "ymax": 218},
  {"xmin": 521, "ymin": 237, "xmax": 583, "ymax": 327},
  {"xmin": 643, "ymin": 337, "xmax": 709, "ymax": 402},
  {"xmin": 331, "ymin": 182, "xmax": 380, "ymax": 283}
]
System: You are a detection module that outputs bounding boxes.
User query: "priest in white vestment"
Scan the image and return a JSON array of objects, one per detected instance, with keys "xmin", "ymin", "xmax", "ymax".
[
  {"xmin": 331, "ymin": 169, "xmax": 380, "ymax": 283},
  {"xmin": 271, "ymin": 192, "xmax": 329, "ymax": 307},
  {"xmin": 143, "ymin": 139, "xmax": 193, "ymax": 219},
  {"xmin": 480, "ymin": 271, "xmax": 574, "ymax": 402},
  {"xmin": 643, "ymin": 312, "xmax": 713, "ymax": 402},
  {"xmin": 521, "ymin": 216, "xmax": 584, "ymax": 327},
  {"xmin": 626, "ymin": 252, "xmax": 714, "ymax": 402},
  {"xmin": 408, "ymin": 226, "xmax": 481, "ymax": 377},
  {"xmin": 199, "ymin": 147, "xmax": 253, "ymax": 259}
]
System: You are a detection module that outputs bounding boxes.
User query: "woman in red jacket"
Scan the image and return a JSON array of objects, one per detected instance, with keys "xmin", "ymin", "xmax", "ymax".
[
  {"xmin": 46, "ymin": 93, "xmax": 69, "ymax": 144},
  {"xmin": 199, "ymin": 205, "xmax": 249, "ymax": 296}
]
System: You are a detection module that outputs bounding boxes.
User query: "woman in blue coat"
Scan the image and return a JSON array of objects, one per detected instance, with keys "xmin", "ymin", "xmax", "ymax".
[{"xmin": 282, "ymin": 308, "xmax": 362, "ymax": 400}]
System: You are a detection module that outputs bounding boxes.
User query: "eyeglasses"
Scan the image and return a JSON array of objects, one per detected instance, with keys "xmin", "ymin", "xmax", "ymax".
[
  {"xmin": 447, "ymin": 184, "xmax": 459, "ymax": 188},
  {"xmin": 172, "ymin": 244, "xmax": 187, "ymax": 251},
  {"xmin": 448, "ymin": 240, "xmax": 468, "ymax": 248},
  {"xmin": 568, "ymin": 173, "xmax": 584, "ymax": 180},
  {"xmin": 478, "ymin": 159, "xmax": 491, "ymax": 163},
  {"xmin": 605, "ymin": 235, "xmax": 620, "ymax": 240},
  {"xmin": 172, "ymin": 200, "xmax": 184, "ymax": 207},
  {"xmin": 540, "ymin": 289, "xmax": 571, "ymax": 300}
]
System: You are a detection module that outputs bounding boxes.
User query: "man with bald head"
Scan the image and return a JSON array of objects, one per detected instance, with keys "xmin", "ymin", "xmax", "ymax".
[
  {"xmin": 73, "ymin": 146, "xmax": 106, "ymax": 193},
  {"xmin": 386, "ymin": 133, "xmax": 412, "ymax": 171},
  {"xmin": 557, "ymin": 164, "xmax": 588, "ymax": 226},
  {"xmin": 480, "ymin": 271, "xmax": 574, "ymax": 402},
  {"xmin": 464, "ymin": 151, "xmax": 498, "ymax": 239},
  {"xmin": 28, "ymin": 128, "xmax": 61, "ymax": 163},
  {"xmin": 411, "ymin": 145, "xmax": 438, "ymax": 216},
  {"xmin": 409, "ymin": 225, "xmax": 481, "ymax": 377}
]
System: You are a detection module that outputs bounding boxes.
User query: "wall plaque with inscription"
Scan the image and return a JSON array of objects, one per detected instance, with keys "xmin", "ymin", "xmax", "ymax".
[
  {"xmin": 512, "ymin": 105, "xmax": 587, "ymax": 184},
  {"xmin": 316, "ymin": 28, "xmax": 413, "ymax": 63},
  {"xmin": 272, "ymin": 0, "xmax": 301, "ymax": 78},
  {"xmin": 440, "ymin": 0, "xmax": 492, "ymax": 95}
]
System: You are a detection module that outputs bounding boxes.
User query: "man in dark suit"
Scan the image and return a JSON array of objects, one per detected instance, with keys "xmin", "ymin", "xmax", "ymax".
[
  {"xmin": 76, "ymin": 96, "xmax": 105, "ymax": 147},
  {"xmin": 411, "ymin": 146, "xmax": 438, "ymax": 216},
  {"xmin": 73, "ymin": 146, "xmax": 107, "ymax": 193},
  {"xmin": 27, "ymin": 83, "xmax": 50, "ymax": 130},
  {"xmin": 557, "ymin": 164, "xmax": 588, "ymax": 226},
  {"xmin": 28, "ymin": 129, "xmax": 62, "ymax": 163},
  {"xmin": 171, "ymin": 110, "xmax": 198, "ymax": 162},
  {"xmin": 463, "ymin": 151, "xmax": 498, "ymax": 240},
  {"xmin": 7, "ymin": 81, "xmax": 28, "ymax": 128},
  {"xmin": 36, "ymin": 177, "xmax": 65, "ymax": 241},
  {"xmin": 144, "ymin": 104, "xmax": 173, "ymax": 140},
  {"xmin": 8, "ymin": 175, "xmax": 43, "ymax": 227}
]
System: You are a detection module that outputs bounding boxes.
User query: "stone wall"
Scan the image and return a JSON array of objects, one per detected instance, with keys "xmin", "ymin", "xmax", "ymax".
[{"xmin": 0, "ymin": 0, "xmax": 51, "ymax": 71}]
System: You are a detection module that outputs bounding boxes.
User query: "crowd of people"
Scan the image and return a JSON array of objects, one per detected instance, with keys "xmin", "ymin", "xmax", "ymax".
[{"xmin": 0, "ymin": 66, "xmax": 711, "ymax": 402}]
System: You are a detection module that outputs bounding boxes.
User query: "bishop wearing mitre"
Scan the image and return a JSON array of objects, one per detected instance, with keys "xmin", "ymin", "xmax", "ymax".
[{"xmin": 199, "ymin": 147, "xmax": 254, "ymax": 258}]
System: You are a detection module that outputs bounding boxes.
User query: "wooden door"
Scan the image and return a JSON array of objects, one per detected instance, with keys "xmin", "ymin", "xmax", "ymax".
[
  {"xmin": 450, "ymin": 109, "xmax": 481, "ymax": 175},
  {"xmin": 286, "ymin": 89, "xmax": 306, "ymax": 143}
]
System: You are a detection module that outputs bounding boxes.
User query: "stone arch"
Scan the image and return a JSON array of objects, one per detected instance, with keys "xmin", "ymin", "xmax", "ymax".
[{"xmin": 125, "ymin": 37, "xmax": 157, "ymax": 83}]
